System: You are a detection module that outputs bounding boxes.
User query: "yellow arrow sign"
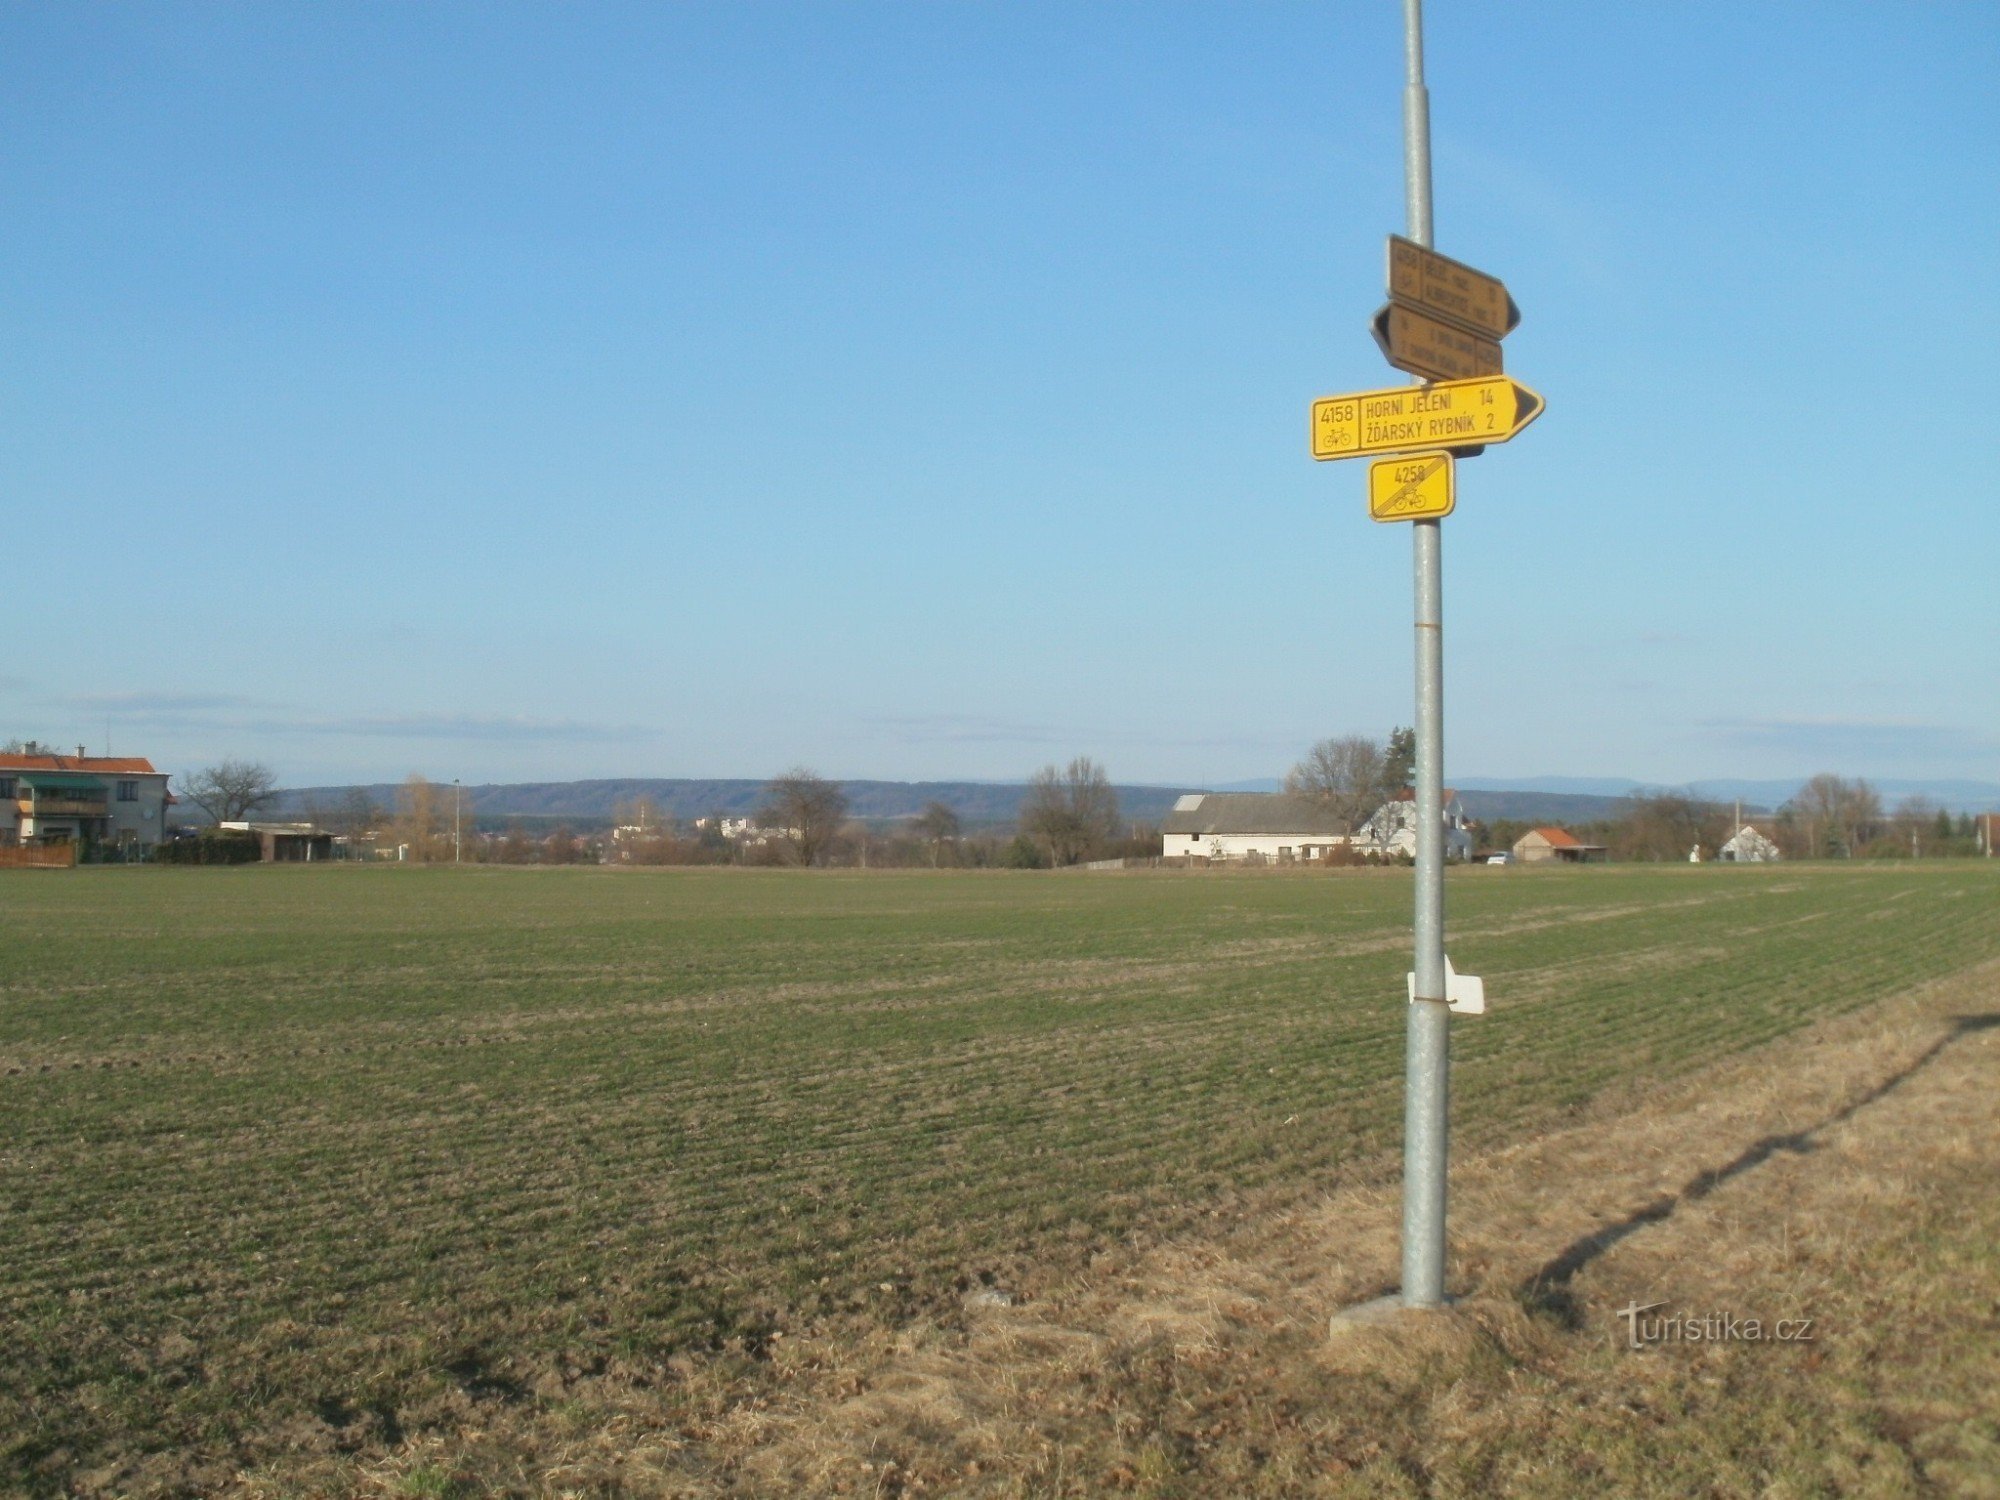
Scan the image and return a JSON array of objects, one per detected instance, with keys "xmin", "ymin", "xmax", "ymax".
[
  {"xmin": 1310, "ymin": 376, "xmax": 1543, "ymax": 461},
  {"xmin": 1368, "ymin": 452, "xmax": 1455, "ymax": 521},
  {"xmin": 1388, "ymin": 235, "xmax": 1520, "ymax": 341}
]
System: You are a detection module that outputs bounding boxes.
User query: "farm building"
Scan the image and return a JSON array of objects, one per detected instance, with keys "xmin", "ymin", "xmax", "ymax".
[
  {"xmin": 1161, "ymin": 793, "xmax": 1354, "ymax": 863},
  {"xmin": 1512, "ymin": 826, "xmax": 1608, "ymax": 864},
  {"xmin": 219, "ymin": 821, "xmax": 338, "ymax": 862},
  {"xmin": 0, "ymin": 750, "xmax": 172, "ymax": 857},
  {"xmin": 1719, "ymin": 825, "xmax": 1781, "ymax": 863},
  {"xmin": 1160, "ymin": 789, "xmax": 1474, "ymax": 864}
]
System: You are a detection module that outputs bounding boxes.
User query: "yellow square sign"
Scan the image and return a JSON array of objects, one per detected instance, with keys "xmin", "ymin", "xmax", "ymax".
[{"xmin": 1368, "ymin": 452, "xmax": 1455, "ymax": 522}]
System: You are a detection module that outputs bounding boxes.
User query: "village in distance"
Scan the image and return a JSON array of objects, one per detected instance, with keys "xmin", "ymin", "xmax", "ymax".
[{"xmin": 5, "ymin": 730, "xmax": 1994, "ymax": 873}]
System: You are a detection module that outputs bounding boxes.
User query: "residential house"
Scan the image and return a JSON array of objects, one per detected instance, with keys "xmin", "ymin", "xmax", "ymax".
[
  {"xmin": 1353, "ymin": 788, "xmax": 1476, "ymax": 861},
  {"xmin": 0, "ymin": 750, "xmax": 172, "ymax": 856},
  {"xmin": 1512, "ymin": 826, "xmax": 1608, "ymax": 864},
  {"xmin": 1718, "ymin": 825, "xmax": 1781, "ymax": 863},
  {"xmin": 692, "ymin": 815, "xmax": 795, "ymax": 847}
]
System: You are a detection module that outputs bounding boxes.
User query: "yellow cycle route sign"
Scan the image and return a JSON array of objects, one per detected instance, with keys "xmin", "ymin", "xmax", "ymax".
[
  {"xmin": 1310, "ymin": 375, "xmax": 1543, "ymax": 461},
  {"xmin": 1368, "ymin": 452, "xmax": 1455, "ymax": 522}
]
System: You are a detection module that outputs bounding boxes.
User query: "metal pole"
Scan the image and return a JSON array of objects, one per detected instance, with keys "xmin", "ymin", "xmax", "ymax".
[
  {"xmin": 454, "ymin": 779, "xmax": 462, "ymax": 864},
  {"xmin": 1400, "ymin": 0, "xmax": 1450, "ymax": 1310}
]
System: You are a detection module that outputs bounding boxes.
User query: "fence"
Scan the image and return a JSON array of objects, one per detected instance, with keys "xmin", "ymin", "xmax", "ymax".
[{"xmin": 0, "ymin": 844, "xmax": 79, "ymax": 869}]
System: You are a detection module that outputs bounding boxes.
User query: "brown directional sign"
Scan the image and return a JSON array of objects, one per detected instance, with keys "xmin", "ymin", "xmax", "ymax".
[
  {"xmin": 1387, "ymin": 235, "xmax": 1520, "ymax": 341},
  {"xmin": 1371, "ymin": 303, "xmax": 1503, "ymax": 383}
]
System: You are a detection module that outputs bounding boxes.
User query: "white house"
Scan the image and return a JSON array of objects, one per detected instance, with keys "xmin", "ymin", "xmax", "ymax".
[
  {"xmin": 0, "ymin": 750, "xmax": 173, "ymax": 856},
  {"xmin": 1719, "ymin": 825, "xmax": 1781, "ymax": 863},
  {"xmin": 692, "ymin": 815, "xmax": 796, "ymax": 847},
  {"xmin": 1160, "ymin": 793, "xmax": 1356, "ymax": 863},
  {"xmin": 1159, "ymin": 789, "xmax": 1474, "ymax": 864},
  {"xmin": 1352, "ymin": 789, "xmax": 1476, "ymax": 861}
]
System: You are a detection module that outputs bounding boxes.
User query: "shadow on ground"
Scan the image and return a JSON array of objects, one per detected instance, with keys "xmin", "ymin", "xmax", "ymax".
[{"xmin": 1518, "ymin": 1012, "xmax": 2000, "ymax": 1326}]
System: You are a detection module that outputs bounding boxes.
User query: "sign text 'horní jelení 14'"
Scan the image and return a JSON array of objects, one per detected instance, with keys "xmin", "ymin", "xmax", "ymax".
[{"xmin": 1310, "ymin": 376, "xmax": 1543, "ymax": 461}]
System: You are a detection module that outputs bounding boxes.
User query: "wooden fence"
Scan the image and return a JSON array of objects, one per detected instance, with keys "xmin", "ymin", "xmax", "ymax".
[{"xmin": 0, "ymin": 844, "xmax": 79, "ymax": 869}]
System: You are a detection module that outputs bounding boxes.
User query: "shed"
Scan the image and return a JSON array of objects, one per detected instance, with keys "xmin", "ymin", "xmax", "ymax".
[
  {"xmin": 221, "ymin": 821, "xmax": 336, "ymax": 862},
  {"xmin": 1512, "ymin": 826, "xmax": 1608, "ymax": 864}
]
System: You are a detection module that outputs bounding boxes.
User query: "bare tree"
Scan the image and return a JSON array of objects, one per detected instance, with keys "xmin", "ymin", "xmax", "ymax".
[
  {"xmin": 180, "ymin": 759, "xmax": 279, "ymax": 824},
  {"xmin": 1892, "ymin": 795, "xmax": 1941, "ymax": 857},
  {"xmin": 761, "ymin": 768, "xmax": 849, "ymax": 867},
  {"xmin": 305, "ymin": 786, "xmax": 381, "ymax": 858},
  {"xmin": 1786, "ymin": 773, "xmax": 1883, "ymax": 857},
  {"xmin": 326, "ymin": 787, "xmax": 380, "ymax": 837},
  {"xmin": 1284, "ymin": 735, "xmax": 1388, "ymax": 834},
  {"xmin": 392, "ymin": 773, "xmax": 446, "ymax": 861},
  {"xmin": 1616, "ymin": 790, "xmax": 1733, "ymax": 862},
  {"xmin": 913, "ymin": 800, "xmax": 962, "ymax": 867},
  {"xmin": 1020, "ymin": 757, "xmax": 1120, "ymax": 866}
]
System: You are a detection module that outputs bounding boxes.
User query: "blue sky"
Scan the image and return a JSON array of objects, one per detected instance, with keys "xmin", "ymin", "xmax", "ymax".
[{"xmin": 4, "ymin": 2, "xmax": 1996, "ymax": 790}]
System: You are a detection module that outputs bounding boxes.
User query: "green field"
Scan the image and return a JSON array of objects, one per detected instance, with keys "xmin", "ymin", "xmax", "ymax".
[{"xmin": 2, "ymin": 862, "xmax": 1996, "ymax": 1496}]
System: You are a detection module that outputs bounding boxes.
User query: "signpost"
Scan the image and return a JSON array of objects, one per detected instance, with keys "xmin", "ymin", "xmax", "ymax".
[
  {"xmin": 1371, "ymin": 303, "xmax": 1502, "ymax": 383},
  {"xmin": 1368, "ymin": 452, "xmax": 1454, "ymax": 521},
  {"xmin": 1311, "ymin": 0, "xmax": 1545, "ymax": 1316},
  {"xmin": 1310, "ymin": 375, "xmax": 1542, "ymax": 462}
]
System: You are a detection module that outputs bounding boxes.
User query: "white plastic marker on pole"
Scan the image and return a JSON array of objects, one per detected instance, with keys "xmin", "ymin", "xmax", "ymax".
[{"xmin": 1406, "ymin": 958, "xmax": 1485, "ymax": 1017}]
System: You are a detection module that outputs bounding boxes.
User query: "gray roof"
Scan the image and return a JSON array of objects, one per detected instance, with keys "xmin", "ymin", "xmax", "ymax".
[{"xmin": 1160, "ymin": 792, "xmax": 1353, "ymax": 836}]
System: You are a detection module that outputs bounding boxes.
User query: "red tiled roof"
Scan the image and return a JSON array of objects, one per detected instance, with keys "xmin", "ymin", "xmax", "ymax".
[
  {"xmin": 0, "ymin": 754, "xmax": 161, "ymax": 774},
  {"xmin": 1528, "ymin": 825, "xmax": 1582, "ymax": 847}
]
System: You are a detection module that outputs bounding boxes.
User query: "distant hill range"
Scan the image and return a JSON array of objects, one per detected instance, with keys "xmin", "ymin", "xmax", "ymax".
[
  {"xmin": 268, "ymin": 778, "xmax": 1677, "ymax": 830},
  {"xmin": 270, "ymin": 779, "xmax": 1189, "ymax": 829}
]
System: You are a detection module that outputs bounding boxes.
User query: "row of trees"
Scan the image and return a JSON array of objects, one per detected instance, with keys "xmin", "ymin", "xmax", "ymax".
[
  {"xmin": 592, "ymin": 756, "xmax": 1152, "ymax": 876},
  {"xmin": 148, "ymin": 749, "xmax": 1986, "ymax": 868},
  {"xmin": 758, "ymin": 758, "xmax": 1136, "ymax": 868},
  {"xmin": 354, "ymin": 761, "xmax": 1144, "ymax": 869},
  {"xmin": 1499, "ymin": 776, "xmax": 1991, "ymax": 863},
  {"xmin": 144, "ymin": 757, "xmax": 1148, "ymax": 868},
  {"xmin": 1765, "ymin": 774, "xmax": 1986, "ymax": 859}
]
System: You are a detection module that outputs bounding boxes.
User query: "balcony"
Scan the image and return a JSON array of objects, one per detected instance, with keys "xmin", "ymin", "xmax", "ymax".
[{"xmin": 17, "ymin": 796, "xmax": 108, "ymax": 817}]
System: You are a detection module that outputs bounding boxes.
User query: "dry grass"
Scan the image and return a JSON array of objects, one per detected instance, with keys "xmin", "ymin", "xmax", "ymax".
[
  {"xmin": 703, "ymin": 959, "xmax": 2000, "ymax": 1498},
  {"xmin": 692, "ymin": 964, "xmax": 2000, "ymax": 1500}
]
